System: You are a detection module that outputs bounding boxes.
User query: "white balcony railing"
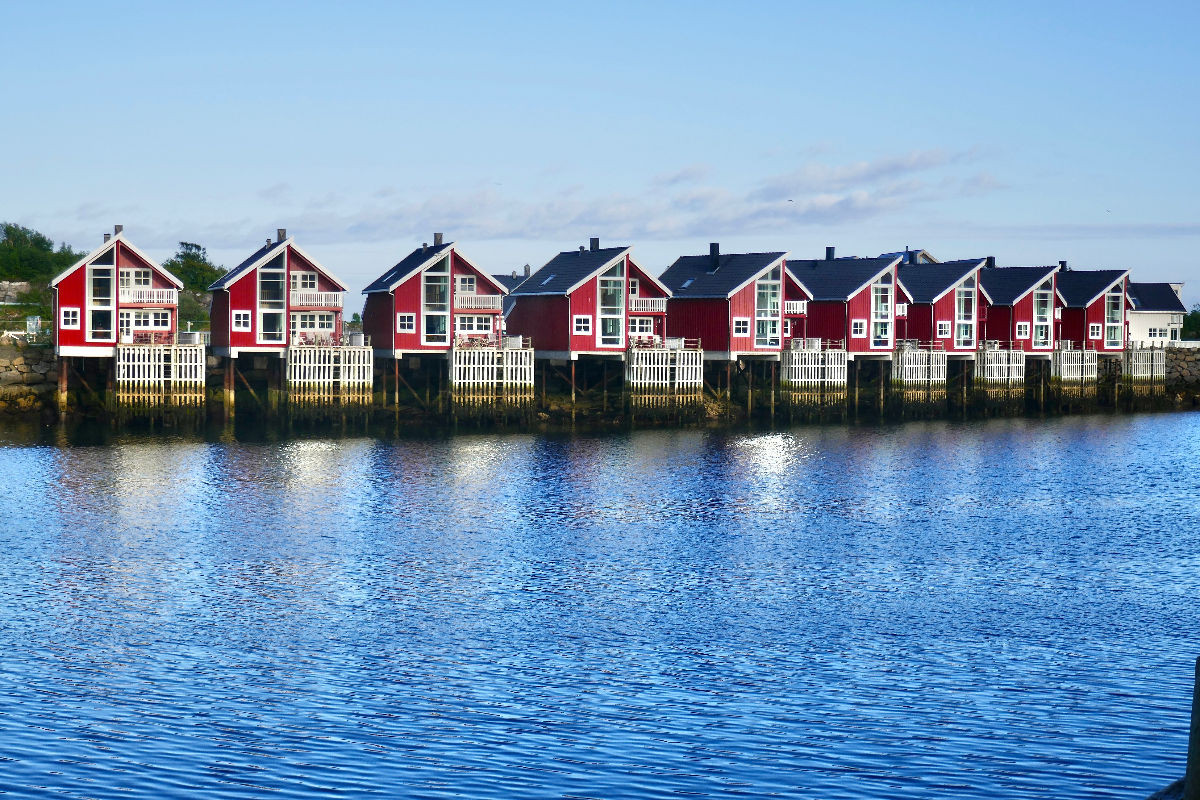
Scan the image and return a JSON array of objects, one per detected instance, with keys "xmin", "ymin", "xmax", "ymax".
[
  {"xmin": 290, "ymin": 291, "xmax": 344, "ymax": 308},
  {"xmin": 784, "ymin": 300, "xmax": 808, "ymax": 315},
  {"xmin": 119, "ymin": 288, "xmax": 177, "ymax": 305},
  {"xmin": 629, "ymin": 297, "xmax": 667, "ymax": 313},
  {"xmin": 454, "ymin": 294, "xmax": 503, "ymax": 310}
]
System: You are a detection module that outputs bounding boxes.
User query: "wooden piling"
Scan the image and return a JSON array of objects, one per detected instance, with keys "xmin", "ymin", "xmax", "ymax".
[{"xmin": 57, "ymin": 356, "xmax": 68, "ymax": 413}]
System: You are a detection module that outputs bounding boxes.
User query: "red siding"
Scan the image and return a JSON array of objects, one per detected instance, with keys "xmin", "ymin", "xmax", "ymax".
[
  {"xmin": 362, "ymin": 293, "xmax": 393, "ymax": 350},
  {"xmin": 507, "ymin": 295, "xmax": 569, "ymax": 351},
  {"xmin": 210, "ymin": 293, "xmax": 230, "ymax": 349},
  {"xmin": 805, "ymin": 300, "xmax": 848, "ymax": 348},
  {"xmin": 666, "ymin": 298, "xmax": 730, "ymax": 352}
]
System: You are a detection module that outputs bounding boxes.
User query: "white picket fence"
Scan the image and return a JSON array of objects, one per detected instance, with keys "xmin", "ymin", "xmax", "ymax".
[
  {"xmin": 287, "ymin": 346, "xmax": 374, "ymax": 389},
  {"xmin": 977, "ymin": 349, "xmax": 1025, "ymax": 385},
  {"xmin": 1125, "ymin": 347, "xmax": 1165, "ymax": 382},
  {"xmin": 894, "ymin": 348, "xmax": 948, "ymax": 386},
  {"xmin": 782, "ymin": 347, "xmax": 849, "ymax": 387},
  {"xmin": 1053, "ymin": 348, "xmax": 1098, "ymax": 382},
  {"xmin": 114, "ymin": 344, "xmax": 206, "ymax": 388},
  {"xmin": 450, "ymin": 345, "xmax": 535, "ymax": 387},
  {"xmin": 625, "ymin": 347, "xmax": 704, "ymax": 389}
]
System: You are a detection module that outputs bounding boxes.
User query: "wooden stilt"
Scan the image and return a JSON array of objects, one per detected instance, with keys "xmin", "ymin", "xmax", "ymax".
[
  {"xmin": 570, "ymin": 360, "xmax": 576, "ymax": 404},
  {"xmin": 57, "ymin": 356, "xmax": 69, "ymax": 413}
]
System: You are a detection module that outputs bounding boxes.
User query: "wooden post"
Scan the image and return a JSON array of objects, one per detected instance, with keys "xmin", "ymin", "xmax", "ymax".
[
  {"xmin": 57, "ymin": 356, "xmax": 68, "ymax": 413},
  {"xmin": 393, "ymin": 359, "xmax": 399, "ymax": 408},
  {"xmin": 223, "ymin": 358, "xmax": 235, "ymax": 419},
  {"xmin": 1186, "ymin": 657, "xmax": 1200, "ymax": 800},
  {"xmin": 602, "ymin": 361, "xmax": 607, "ymax": 412},
  {"xmin": 747, "ymin": 361, "xmax": 754, "ymax": 416},
  {"xmin": 570, "ymin": 360, "xmax": 576, "ymax": 404},
  {"xmin": 770, "ymin": 360, "xmax": 776, "ymax": 420},
  {"xmin": 541, "ymin": 360, "xmax": 547, "ymax": 406}
]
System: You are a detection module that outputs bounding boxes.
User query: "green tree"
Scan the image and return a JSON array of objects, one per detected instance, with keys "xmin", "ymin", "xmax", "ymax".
[
  {"xmin": 0, "ymin": 222, "xmax": 83, "ymax": 283},
  {"xmin": 1183, "ymin": 303, "xmax": 1200, "ymax": 340},
  {"xmin": 162, "ymin": 242, "xmax": 226, "ymax": 291}
]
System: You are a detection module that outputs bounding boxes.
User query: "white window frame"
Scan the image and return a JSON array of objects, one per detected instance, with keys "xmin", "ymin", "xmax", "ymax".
[
  {"xmin": 596, "ymin": 261, "xmax": 625, "ymax": 348},
  {"xmin": 119, "ymin": 268, "xmax": 151, "ymax": 289},
  {"xmin": 851, "ymin": 319, "xmax": 866, "ymax": 338},
  {"xmin": 870, "ymin": 276, "xmax": 893, "ymax": 349},
  {"xmin": 573, "ymin": 315, "xmax": 592, "ymax": 335},
  {"xmin": 455, "ymin": 314, "xmax": 492, "ymax": 334},
  {"xmin": 1015, "ymin": 322, "xmax": 1030, "ymax": 340},
  {"xmin": 628, "ymin": 278, "xmax": 639, "ymax": 297},
  {"xmin": 895, "ymin": 303, "xmax": 908, "ymax": 318},
  {"xmin": 754, "ymin": 266, "xmax": 782, "ymax": 348},
  {"xmin": 1171, "ymin": 328, "xmax": 1180, "ymax": 341},
  {"xmin": 936, "ymin": 320, "xmax": 952, "ymax": 339},
  {"xmin": 456, "ymin": 275, "xmax": 476, "ymax": 295},
  {"xmin": 1089, "ymin": 323, "xmax": 1102, "ymax": 340},
  {"xmin": 628, "ymin": 316, "xmax": 654, "ymax": 335},
  {"xmin": 396, "ymin": 313, "xmax": 416, "ymax": 334},
  {"xmin": 60, "ymin": 306, "xmax": 80, "ymax": 330},
  {"xmin": 153, "ymin": 310, "xmax": 170, "ymax": 329},
  {"xmin": 290, "ymin": 271, "xmax": 318, "ymax": 290},
  {"xmin": 733, "ymin": 317, "xmax": 751, "ymax": 336},
  {"xmin": 232, "ymin": 311, "xmax": 252, "ymax": 331},
  {"xmin": 1032, "ymin": 287, "xmax": 1053, "ymax": 349},
  {"xmin": 782, "ymin": 319, "xmax": 791, "ymax": 337}
]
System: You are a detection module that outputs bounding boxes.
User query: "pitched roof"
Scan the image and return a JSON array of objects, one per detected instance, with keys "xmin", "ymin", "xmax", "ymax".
[
  {"xmin": 978, "ymin": 266, "xmax": 1058, "ymax": 305},
  {"xmin": 879, "ymin": 248, "xmax": 939, "ymax": 265},
  {"xmin": 210, "ymin": 238, "xmax": 347, "ymax": 292},
  {"xmin": 493, "ymin": 273, "xmax": 527, "ymax": 316},
  {"xmin": 510, "ymin": 246, "xmax": 630, "ymax": 296},
  {"xmin": 51, "ymin": 232, "xmax": 184, "ymax": 289},
  {"xmin": 1128, "ymin": 282, "xmax": 1186, "ymax": 313},
  {"xmin": 785, "ymin": 257, "xmax": 899, "ymax": 302},
  {"xmin": 1056, "ymin": 269, "xmax": 1129, "ymax": 307},
  {"xmin": 362, "ymin": 242, "xmax": 454, "ymax": 294},
  {"xmin": 659, "ymin": 251, "xmax": 787, "ymax": 299},
  {"xmin": 896, "ymin": 259, "xmax": 984, "ymax": 303}
]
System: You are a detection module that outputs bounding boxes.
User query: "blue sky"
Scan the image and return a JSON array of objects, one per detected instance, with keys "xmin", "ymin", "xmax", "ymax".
[{"xmin": 4, "ymin": 0, "xmax": 1198, "ymax": 310}]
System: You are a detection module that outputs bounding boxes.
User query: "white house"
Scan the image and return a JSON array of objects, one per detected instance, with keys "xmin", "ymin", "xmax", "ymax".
[{"xmin": 1127, "ymin": 282, "xmax": 1186, "ymax": 346}]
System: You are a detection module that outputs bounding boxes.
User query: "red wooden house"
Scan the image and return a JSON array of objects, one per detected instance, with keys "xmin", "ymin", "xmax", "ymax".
[
  {"xmin": 208, "ymin": 229, "xmax": 348, "ymax": 358},
  {"xmin": 361, "ymin": 234, "xmax": 511, "ymax": 358},
  {"xmin": 978, "ymin": 264, "xmax": 1060, "ymax": 353},
  {"xmin": 1054, "ymin": 267, "xmax": 1130, "ymax": 353},
  {"xmin": 658, "ymin": 244, "xmax": 787, "ymax": 360},
  {"xmin": 506, "ymin": 238, "xmax": 669, "ymax": 358},
  {"xmin": 52, "ymin": 226, "xmax": 184, "ymax": 357},
  {"xmin": 895, "ymin": 259, "xmax": 986, "ymax": 354},
  {"xmin": 784, "ymin": 250, "xmax": 901, "ymax": 357}
]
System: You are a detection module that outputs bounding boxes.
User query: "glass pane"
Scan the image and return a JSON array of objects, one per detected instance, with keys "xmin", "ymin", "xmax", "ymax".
[{"xmin": 425, "ymin": 275, "xmax": 449, "ymax": 311}]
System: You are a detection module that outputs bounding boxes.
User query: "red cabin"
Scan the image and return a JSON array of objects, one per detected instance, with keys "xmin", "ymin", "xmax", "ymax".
[
  {"xmin": 895, "ymin": 259, "xmax": 986, "ymax": 354},
  {"xmin": 978, "ymin": 265, "xmax": 1060, "ymax": 353},
  {"xmin": 51, "ymin": 226, "xmax": 184, "ymax": 357},
  {"xmin": 361, "ymin": 234, "xmax": 510, "ymax": 358},
  {"xmin": 1054, "ymin": 268, "xmax": 1131, "ymax": 353},
  {"xmin": 506, "ymin": 238, "xmax": 668, "ymax": 358},
  {"xmin": 784, "ymin": 252, "xmax": 901, "ymax": 357},
  {"xmin": 659, "ymin": 244, "xmax": 787, "ymax": 360},
  {"xmin": 208, "ymin": 229, "xmax": 347, "ymax": 358}
]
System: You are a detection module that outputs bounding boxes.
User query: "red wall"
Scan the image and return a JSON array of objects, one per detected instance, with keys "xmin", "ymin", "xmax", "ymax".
[
  {"xmin": 666, "ymin": 298, "xmax": 730, "ymax": 352},
  {"xmin": 362, "ymin": 293, "xmax": 393, "ymax": 350},
  {"xmin": 805, "ymin": 300, "xmax": 848, "ymax": 348},
  {"xmin": 507, "ymin": 295, "xmax": 570, "ymax": 352}
]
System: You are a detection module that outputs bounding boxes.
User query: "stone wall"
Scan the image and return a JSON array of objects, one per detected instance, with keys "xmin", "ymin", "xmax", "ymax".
[
  {"xmin": 1166, "ymin": 346, "xmax": 1200, "ymax": 387},
  {"xmin": 0, "ymin": 340, "xmax": 57, "ymax": 415},
  {"xmin": 0, "ymin": 281, "xmax": 32, "ymax": 305}
]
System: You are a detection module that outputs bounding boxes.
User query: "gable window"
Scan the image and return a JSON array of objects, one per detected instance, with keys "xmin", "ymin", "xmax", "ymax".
[
  {"xmin": 258, "ymin": 254, "xmax": 286, "ymax": 343},
  {"xmin": 232, "ymin": 311, "xmax": 252, "ymax": 331},
  {"xmin": 290, "ymin": 271, "xmax": 317, "ymax": 290},
  {"xmin": 1032, "ymin": 284, "xmax": 1052, "ymax": 348},
  {"xmin": 86, "ymin": 264, "xmax": 115, "ymax": 342},
  {"xmin": 1016, "ymin": 322, "xmax": 1030, "ymax": 340},
  {"xmin": 851, "ymin": 319, "xmax": 866, "ymax": 338},
  {"xmin": 457, "ymin": 275, "xmax": 476, "ymax": 295},
  {"xmin": 937, "ymin": 321, "xmax": 952, "ymax": 338},
  {"xmin": 754, "ymin": 265, "xmax": 781, "ymax": 348},
  {"xmin": 574, "ymin": 315, "xmax": 593, "ymax": 335},
  {"xmin": 396, "ymin": 313, "xmax": 415, "ymax": 333},
  {"xmin": 60, "ymin": 307, "xmax": 80, "ymax": 329},
  {"xmin": 954, "ymin": 277, "xmax": 975, "ymax": 348},
  {"xmin": 423, "ymin": 256, "xmax": 450, "ymax": 345},
  {"xmin": 1104, "ymin": 286, "xmax": 1124, "ymax": 348},
  {"xmin": 597, "ymin": 260, "xmax": 626, "ymax": 347},
  {"xmin": 1089, "ymin": 323, "xmax": 1102, "ymax": 340},
  {"xmin": 119, "ymin": 268, "xmax": 151, "ymax": 289},
  {"xmin": 733, "ymin": 318, "xmax": 750, "ymax": 336},
  {"xmin": 870, "ymin": 273, "xmax": 893, "ymax": 348},
  {"xmin": 628, "ymin": 278, "xmax": 639, "ymax": 297}
]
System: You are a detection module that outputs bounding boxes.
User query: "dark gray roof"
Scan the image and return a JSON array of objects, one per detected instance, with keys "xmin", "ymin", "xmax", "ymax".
[
  {"xmin": 363, "ymin": 242, "xmax": 454, "ymax": 293},
  {"xmin": 880, "ymin": 248, "xmax": 938, "ymax": 265},
  {"xmin": 659, "ymin": 252, "xmax": 786, "ymax": 299},
  {"xmin": 785, "ymin": 257, "xmax": 897, "ymax": 302},
  {"xmin": 897, "ymin": 260, "xmax": 982, "ymax": 303},
  {"xmin": 1056, "ymin": 269, "xmax": 1128, "ymax": 307},
  {"xmin": 511, "ymin": 247, "xmax": 629, "ymax": 296},
  {"xmin": 493, "ymin": 274, "xmax": 527, "ymax": 316},
  {"xmin": 1128, "ymin": 282, "xmax": 1186, "ymax": 313},
  {"xmin": 978, "ymin": 266, "xmax": 1057, "ymax": 305},
  {"xmin": 209, "ymin": 240, "xmax": 287, "ymax": 291}
]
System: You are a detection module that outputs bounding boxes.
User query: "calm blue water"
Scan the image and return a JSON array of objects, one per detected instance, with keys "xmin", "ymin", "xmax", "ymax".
[{"xmin": 0, "ymin": 413, "xmax": 1197, "ymax": 798}]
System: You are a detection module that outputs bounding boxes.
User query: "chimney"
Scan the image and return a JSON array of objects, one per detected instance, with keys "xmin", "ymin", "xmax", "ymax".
[
  {"xmin": 825, "ymin": 246, "xmax": 835, "ymax": 260},
  {"xmin": 523, "ymin": 263, "xmax": 531, "ymax": 277},
  {"xmin": 579, "ymin": 246, "xmax": 585, "ymax": 253},
  {"xmin": 277, "ymin": 228, "xmax": 286, "ymax": 242},
  {"xmin": 103, "ymin": 233, "xmax": 111, "ymax": 243},
  {"xmin": 590, "ymin": 237, "xmax": 600, "ymax": 251},
  {"xmin": 511, "ymin": 270, "xmax": 518, "ymax": 279},
  {"xmin": 266, "ymin": 238, "xmax": 272, "ymax": 247},
  {"xmin": 422, "ymin": 242, "xmax": 428, "ymax": 253},
  {"xmin": 434, "ymin": 232, "xmax": 443, "ymax": 246},
  {"xmin": 985, "ymin": 256, "xmax": 996, "ymax": 269},
  {"xmin": 1059, "ymin": 260, "xmax": 1068, "ymax": 271},
  {"xmin": 113, "ymin": 224, "xmax": 123, "ymax": 236},
  {"xmin": 709, "ymin": 242, "xmax": 720, "ymax": 271}
]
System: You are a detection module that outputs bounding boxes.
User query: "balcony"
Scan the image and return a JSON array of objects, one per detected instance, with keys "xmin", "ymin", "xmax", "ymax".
[
  {"xmin": 119, "ymin": 288, "xmax": 177, "ymax": 305},
  {"xmin": 784, "ymin": 300, "xmax": 808, "ymax": 315},
  {"xmin": 454, "ymin": 294, "xmax": 503, "ymax": 310},
  {"xmin": 290, "ymin": 291, "xmax": 344, "ymax": 308},
  {"xmin": 629, "ymin": 297, "xmax": 667, "ymax": 313}
]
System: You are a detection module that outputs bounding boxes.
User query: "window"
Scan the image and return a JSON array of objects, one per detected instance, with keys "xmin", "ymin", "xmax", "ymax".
[
  {"xmin": 396, "ymin": 313, "xmax": 415, "ymax": 333},
  {"xmin": 233, "ymin": 311, "xmax": 252, "ymax": 331},
  {"xmin": 754, "ymin": 266, "xmax": 781, "ymax": 348},
  {"xmin": 628, "ymin": 317, "xmax": 654, "ymax": 335},
  {"xmin": 851, "ymin": 319, "xmax": 866, "ymax": 338},
  {"xmin": 937, "ymin": 321, "xmax": 952, "ymax": 338},
  {"xmin": 870, "ymin": 273, "xmax": 892, "ymax": 348},
  {"xmin": 290, "ymin": 272, "xmax": 317, "ymax": 290},
  {"xmin": 258, "ymin": 255, "xmax": 286, "ymax": 343},
  {"xmin": 1016, "ymin": 322, "xmax": 1030, "ymax": 339},
  {"xmin": 954, "ymin": 278, "xmax": 975, "ymax": 348},
  {"xmin": 1089, "ymin": 323, "xmax": 1102, "ymax": 340},
  {"xmin": 1032, "ymin": 286, "xmax": 1052, "ymax": 348},
  {"xmin": 1171, "ymin": 328, "xmax": 1180, "ymax": 341},
  {"xmin": 60, "ymin": 307, "xmax": 80, "ymax": 329},
  {"xmin": 87, "ymin": 265, "xmax": 114, "ymax": 341},
  {"xmin": 119, "ymin": 268, "xmax": 151, "ymax": 288},
  {"xmin": 153, "ymin": 311, "xmax": 170, "ymax": 329},
  {"xmin": 895, "ymin": 303, "xmax": 908, "ymax": 318},
  {"xmin": 457, "ymin": 275, "xmax": 476, "ymax": 295},
  {"xmin": 423, "ymin": 257, "xmax": 450, "ymax": 345},
  {"xmin": 628, "ymin": 278, "xmax": 639, "ymax": 297},
  {"xmin": 1104, "ymin": 286, "xmax": 1123, "ymax": 348},
  {"xmin": 782, "ymin": 319, "xmax": 791, "ymax": 337},
  {"xmin": 455, "ymin": 315, "xmax": 492, "ymax": 333},
  {"xmin": 290, "ymin": 312, "xmax": 335, "ymax": 340},
  {"xmin": 597, "ymin": 260, "xmax": 625, "ymax": 347},
  {"xmin": 573, "ymin": 315, "xmax": 592, "ymax": 335},
  {"xmin": 733, "ymin": 318, "xmax": 750, "ymax": 336}
]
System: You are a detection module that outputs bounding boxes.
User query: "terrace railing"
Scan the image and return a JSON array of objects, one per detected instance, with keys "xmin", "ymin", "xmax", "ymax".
[
  {"xmin": 119, "ymin": 288, "xmax": 177, "ymax": 304},
  {"xmin": 290, "ymin": 291, "xmax": 345, "ymax": 308},
  {"xmin": 629, "ymin": 297, "xmax": 667, "ymax": 313},
  {"xmin": 783, "ymin": 300, "xmax": 808, "ymax": 315},
  {"xmin": 454, "ymin": 294, "xmax": 503, "ymax": 310}
]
